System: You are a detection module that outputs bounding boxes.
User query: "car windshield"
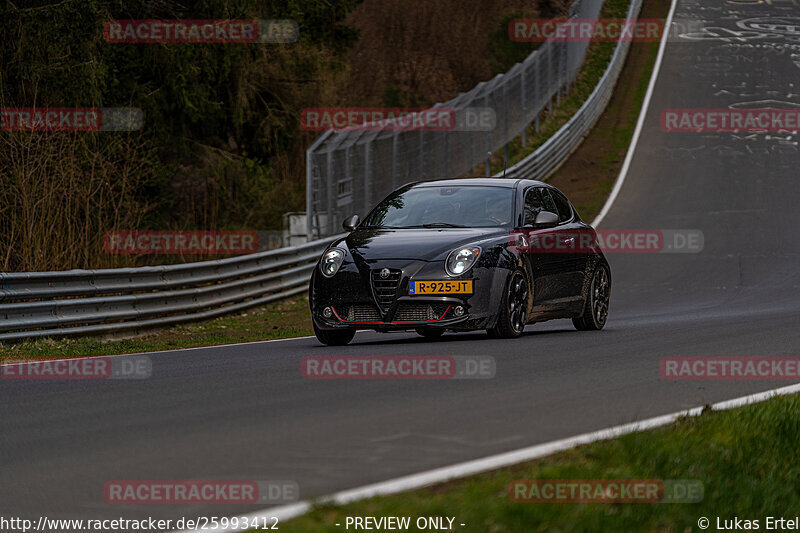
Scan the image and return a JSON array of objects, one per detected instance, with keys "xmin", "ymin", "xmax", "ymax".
[{"xmin": 362, "ymin": 185, "xmax": 514, "ymax": 229}]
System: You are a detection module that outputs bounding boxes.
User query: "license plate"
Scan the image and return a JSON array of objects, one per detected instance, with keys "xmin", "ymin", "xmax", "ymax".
[{"xmin": 409, "ymin": 280, "xmax": 473, "ymax": 295}]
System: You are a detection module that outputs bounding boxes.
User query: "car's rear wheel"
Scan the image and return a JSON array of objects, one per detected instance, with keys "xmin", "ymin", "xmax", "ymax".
[
  {"xmin": 313, "ymin": 322, "xmax": 355, "ymax": 346},
  {"xmin": 489, "ymin": 269, "xmax": 528, "ymax": 339},
  {"xmin": 573, "ymin": 263, "xmax": 611, "ymax": 331},
  {"xmin": 416, "ymin": 328, "xmax": 445, "ymax": 339}
]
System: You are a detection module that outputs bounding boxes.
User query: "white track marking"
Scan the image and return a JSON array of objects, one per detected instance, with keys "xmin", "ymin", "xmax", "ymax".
[
  {"xmin": 179, "ymin": 381, "xmax": 800, "ymax": 532},
  {"xmin": 592, "ymin": 0, "xmax": 679, "ymax": 228}
]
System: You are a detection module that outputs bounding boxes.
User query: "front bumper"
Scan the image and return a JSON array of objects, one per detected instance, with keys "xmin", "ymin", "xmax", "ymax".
[{"xmin": 310, "ymin": 259, "xmax": 508, "ymax": 332}]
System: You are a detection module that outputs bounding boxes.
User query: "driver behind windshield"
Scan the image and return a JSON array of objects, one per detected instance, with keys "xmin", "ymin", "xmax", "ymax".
[{"xmin": 487, "ymin": 198, "xmax": 510, "ymax": 225}]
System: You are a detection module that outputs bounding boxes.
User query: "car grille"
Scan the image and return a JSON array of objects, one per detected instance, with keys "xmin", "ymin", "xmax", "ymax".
[
  {"xmin": 395, "ymin": 303, "xmax": 450, "ymax": 322},
  {"xmin": 371, "ymin": 268, "xmax": 402, "ymax": 313},
  {"xmin": 336, "ymin": 304, "xmax": 381, "ymax": 322}
]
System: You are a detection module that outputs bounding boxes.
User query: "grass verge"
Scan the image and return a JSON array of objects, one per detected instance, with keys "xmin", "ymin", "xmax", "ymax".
[
  {"xmin": 278, "ymin": 393, "xmax": 800, "ymax": 532},
  {"xmin": 0, "ymin": 298, "xmax": 313, "ymax": 361},
  {"xmin": 548, "ymin": 0, "xmax": 669, "ymax": 221}
]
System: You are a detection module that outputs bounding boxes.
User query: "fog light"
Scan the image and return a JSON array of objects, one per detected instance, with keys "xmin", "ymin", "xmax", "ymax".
[
  {"xmin": 322, "ymin": 307, "xmax": 333, "ymax": 318},
  {"xmin": 454, "ymin": 305, "xmax": 465, "ymax": 317}
]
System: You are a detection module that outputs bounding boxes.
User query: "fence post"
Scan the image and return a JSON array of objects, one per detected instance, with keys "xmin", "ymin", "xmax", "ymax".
[
  {"xmin": 306, "ymin": 148, "xmax": 314, "ymax": 240},
  {"xmin": 521, "ymin": 70, "xmax": 527, "ymax": 146},
  {"xmin": 419, "ymin": 131, "xmax": 425, "ymax": 178},
  {"xmin": 556, "ymin": 41, "xmax": 562, "ymax": 107},
  {"xmin": 503, "ymin": 82, "xmax": 510, "ymax": 171},
  {"xmin": 468, "ymin": 130, "xmax": 473, "ymax": 177},
  {"xmin": 548, "ymin": 44, "xmax": 554, "ymax": 115},
  {"xmin": 325, "ymin": 151, "xmax": 334, "ymax": 236},
  {"xmin": 444, "ymin": 131, "xmax": 450, "ymax": 176},
  {"xmin": 364, "ymin": 143, "xmax": 371, "ymax": 216},
  {"xmin": 484, "ymin": 93, "xmax": 491, "ymax": 176},
  {"xmin": 535, "ymin": 55, "xmax": 540, "ymax": 133},
  {"xmin": 562, "ymin": 39, "xmax": 568, "ymax": 97},
  {"xmin": 392, "ymin": 134, "xmax": 398, "ymax": 189}
]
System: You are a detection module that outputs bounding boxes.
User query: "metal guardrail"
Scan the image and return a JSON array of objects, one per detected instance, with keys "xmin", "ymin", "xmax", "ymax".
[
  {"xmin": 0, "ymin": 0, "xmax": 643, "ymax": 342},
  {"xmin": 0, "ymin": 236, "xmax": 342, "ymax": 342},
  {"xmin": 498, "ymin": 0, "xmax": 643, "ymax": 180}
]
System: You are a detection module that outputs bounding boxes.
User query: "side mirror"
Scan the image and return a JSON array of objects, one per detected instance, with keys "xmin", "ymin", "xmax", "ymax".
[
  {"xmin": 532, "ymin": 210, "xmax": 559, "ymax": 228},
  {"xmin": 342, "ymin": 214, "xmax": 360, "ymax": 231}
]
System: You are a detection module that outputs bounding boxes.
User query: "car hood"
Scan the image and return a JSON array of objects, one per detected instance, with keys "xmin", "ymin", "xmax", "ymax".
[{"xmin": 343, "ymin": 227, "xmax": 503, "ymax": 262}]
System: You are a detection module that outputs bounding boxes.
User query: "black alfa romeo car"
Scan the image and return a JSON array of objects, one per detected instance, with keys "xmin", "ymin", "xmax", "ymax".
[{"xmin": 309, "ymin": 178, "xmax": 611, "ymax": 345}]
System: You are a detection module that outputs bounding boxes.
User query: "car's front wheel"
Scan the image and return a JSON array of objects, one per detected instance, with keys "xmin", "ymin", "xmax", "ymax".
[
  {"xmin": 313, "ymin": 322, "xmax": 356, "ymax": 346},
  {"xmin": 573, "ymin": 263, "xmax": 611, "ymax": 331},
  {"xmin": 488, "ymin": 269, "xmax": 528, "ymax": 339}
]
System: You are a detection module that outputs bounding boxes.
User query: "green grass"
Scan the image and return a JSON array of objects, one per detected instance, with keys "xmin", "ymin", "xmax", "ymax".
[
  {"xmin": 277, "ymin": 394, "xmax": 800, "ymax": 532},
  {"xmin": 0, "ymin": 297, "xmax": 314, "ymax": 361}
]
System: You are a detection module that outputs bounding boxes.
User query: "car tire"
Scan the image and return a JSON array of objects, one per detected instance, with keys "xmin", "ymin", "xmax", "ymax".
[
  {"xmin": 489, "ymin": 269, "xmax": 529, "ymax": 339},
  {"xmin": 415, "ymin": 328, "xmax": 445, "ymax": 339},
  {"xmin": 573, "ymin": 263, "xmax": 611, "ymax": 331},
  {"xmin": 313, "ymin": 322, "xmax": 355, "ymax": 346}
]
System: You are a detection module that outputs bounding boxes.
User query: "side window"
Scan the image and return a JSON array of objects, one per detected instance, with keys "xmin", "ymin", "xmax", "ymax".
[
  {"xmin": 538, "ymin": 188, "xmax": 559, "ymax": 216},
  {"xmin": 523, "ymin": 188, "xmax": 544, "ymax": 225},
  {"xmin": 550, "ymin": 190, "xmax": 574, "ymax": 223}
]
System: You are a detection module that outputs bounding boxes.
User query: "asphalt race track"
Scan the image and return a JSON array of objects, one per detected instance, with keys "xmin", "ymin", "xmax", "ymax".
[{"xmin": 3, "ymin": 0, "xmax": 800, "ymax": 524}]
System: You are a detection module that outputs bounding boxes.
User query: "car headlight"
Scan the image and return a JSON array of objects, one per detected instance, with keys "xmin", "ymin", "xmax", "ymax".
[
  {"xmin": 445, "ymin": 246, "xmax": 481, "ymax": 276},
  {"xmin": 320, "ymin": 248, "xmax": 345, "ymax": 277}
]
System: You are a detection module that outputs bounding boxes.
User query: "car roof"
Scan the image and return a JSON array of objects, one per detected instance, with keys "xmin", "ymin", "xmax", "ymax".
[{"xmin": 409, "ymin": 177, "xmax": 549, "ymax": 189}]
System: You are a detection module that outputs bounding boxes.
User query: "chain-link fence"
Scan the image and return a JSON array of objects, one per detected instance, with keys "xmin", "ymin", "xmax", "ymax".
[{"xmin": 306, "ymin": 0, "xmax": 605, "ymax": 239}]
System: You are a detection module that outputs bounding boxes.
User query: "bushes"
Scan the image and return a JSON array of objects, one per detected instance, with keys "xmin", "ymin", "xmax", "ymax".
[
  {"xmin": 0, "ymin": 0, "xmax": 357, "ymax": 270},
  {"xmin": 0, "ymin": 0, "xmax": 567, "ymax": 271}
]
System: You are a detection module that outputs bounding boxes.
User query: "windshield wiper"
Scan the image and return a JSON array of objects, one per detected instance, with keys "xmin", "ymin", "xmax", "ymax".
[{"xmin": 419, "ymin": 222, "xmax": 467, "ymax": 228}]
